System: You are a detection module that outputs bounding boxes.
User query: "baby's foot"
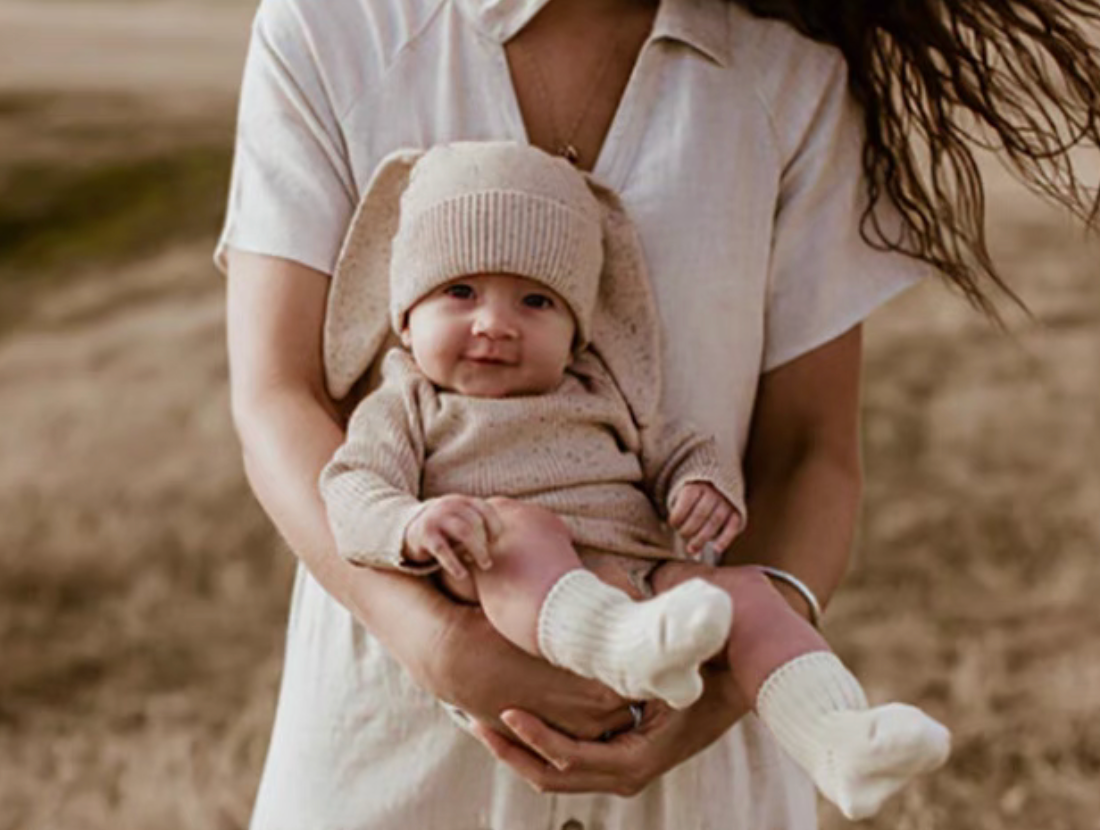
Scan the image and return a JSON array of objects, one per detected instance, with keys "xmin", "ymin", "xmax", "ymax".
[
  {"xmin": 538, "ymin": 572, "xmax": 732, "ymax": 709},
  {"xmin": 627, "ymin": 579, "xmax": 733, "ymax": 708},
  {"xmin": 756, "ymin": 652, "xmax": 951, "ymax": 820},
  {"xmin": 813, "ymin": 703, "xmax": 951, "ymax": 820}
]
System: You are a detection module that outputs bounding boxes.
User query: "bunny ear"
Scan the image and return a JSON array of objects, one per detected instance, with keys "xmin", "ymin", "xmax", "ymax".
[
  {"xmin": 323, "ymin": 148, "xmax": 424, "ymax": 400},
  {"xmin": 584, "ymin": 177, "xmax": 663, "ymax": 429}
]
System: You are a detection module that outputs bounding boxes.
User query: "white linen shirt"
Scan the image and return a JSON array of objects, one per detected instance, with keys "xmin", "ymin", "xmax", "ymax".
[{"xmin": 217, "ymin": 0, "xmax": 925, "ymax": 828}]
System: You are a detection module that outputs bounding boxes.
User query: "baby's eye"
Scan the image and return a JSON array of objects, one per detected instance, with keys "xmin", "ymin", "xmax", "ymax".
[
  {"xmin": 522, "ymin": 293, "xmax": 554, "ymax": 310},
  {"xmin": 443, "ymin": 284, "xmax": 475, "ymax": 300}
]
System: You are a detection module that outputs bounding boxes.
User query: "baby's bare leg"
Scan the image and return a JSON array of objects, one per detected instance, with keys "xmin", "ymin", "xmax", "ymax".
[
  {"xmin": 653, "ymin": 561, "xmax": 950, "ymax": 819},
  {"xmin": 652, "ymin": 562, "xmax": 826, "ymax": 696},
  {"xmin": 459, "ymin": 500, "xmax": 732, "ymax": 708},
  {"xmin": 452, "ymin": 498, "xmax": 580, "ymax": 654}
]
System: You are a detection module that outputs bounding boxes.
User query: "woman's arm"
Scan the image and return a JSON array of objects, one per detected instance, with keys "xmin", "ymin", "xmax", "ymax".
[
  {"xmin": 479, "ymin": 325, "xmax": 864, "ymax": 790},
  {"xmin": 725, "ymin": 324, "xmax": 865, "ymax": 618},
  {"xmin": 225, "ymin": 249, "xmax": 634, "ymax": 738}
]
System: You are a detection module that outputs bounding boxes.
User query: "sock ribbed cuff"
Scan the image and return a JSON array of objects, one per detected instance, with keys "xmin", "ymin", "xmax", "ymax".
[
  {"xmin": 756, "ymin": 651, "xmax": 868, "ymax": 766},
  {"xmin": 758, "ymin": 653, "xmax": 952, "ymax": 820},
  {"xmin": 536, "ymin": 569, "xmax": 627, "ymax": 671}
]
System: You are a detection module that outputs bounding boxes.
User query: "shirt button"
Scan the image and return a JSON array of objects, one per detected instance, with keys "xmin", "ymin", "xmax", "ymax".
[{"xmin": 561, "ymin": 821, "xmax": 584, "ymax": 830}]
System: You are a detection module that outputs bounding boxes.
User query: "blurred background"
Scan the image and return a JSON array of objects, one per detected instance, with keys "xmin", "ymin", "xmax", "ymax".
[{"xmin": 0, "ymin": 2, "xmax": 1097, "ymax": 829}]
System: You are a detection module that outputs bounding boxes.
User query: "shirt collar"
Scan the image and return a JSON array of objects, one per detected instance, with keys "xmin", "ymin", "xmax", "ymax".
[
  {"xmin": 452, "ymin": 0, "xmax": 553, "ymax": 43},
  {"xmin": 455, "ymin": 0, "xmax": 731, "ymax": 67},
  {"xmin": 651, "ymin": 0, "xmax": 730, "ymax": 66}
]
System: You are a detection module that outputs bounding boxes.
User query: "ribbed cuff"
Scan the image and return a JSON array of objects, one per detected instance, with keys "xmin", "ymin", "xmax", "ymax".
[
  {"xmin": 390, "ymin": 189, "xmax": 600, "ymax": 343},
  {"xmin": 536, "ymin": 569, "xmax": 624, "ymax": 669},
  {"xmin": 756, "ymin": 651, "xmax": 867, "ymax": 765}
]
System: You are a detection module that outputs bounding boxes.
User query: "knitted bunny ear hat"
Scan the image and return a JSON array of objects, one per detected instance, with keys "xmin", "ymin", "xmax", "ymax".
[
  {"xmin": 389, "ymin": 141, "xmax": 603, "ymax": 346},
  {"xmin": 324, "ymin": 140, "xmax": 663, "ymax": 427}
]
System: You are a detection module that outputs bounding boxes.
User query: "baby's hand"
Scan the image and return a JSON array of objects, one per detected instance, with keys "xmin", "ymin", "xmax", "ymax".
[
  {"xmin": 669, "ymin": 482, "xmax": 744, "ymax": 559},
  {"xmin": 404, "ymin": 495, "xmax": 504, "ymax": 580}
]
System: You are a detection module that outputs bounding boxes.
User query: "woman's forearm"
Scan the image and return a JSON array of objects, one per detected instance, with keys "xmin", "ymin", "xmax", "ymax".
[
  {"xmin": 723, "ymin": 443, "xmax": 861, "ymax": 616},
  {"xmin": 224, "ymin": 249, "xmax": 459, "ymax": 688},
  {"xmin": 232, "ymin": 384, "xmax": 456, "ymax": 670},
  {"xmin": 722, "ymin": 325, "xmax": 865, "ymax": 619}
]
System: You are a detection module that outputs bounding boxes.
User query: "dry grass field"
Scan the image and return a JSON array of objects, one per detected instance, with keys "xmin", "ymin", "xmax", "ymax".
[{"xmin": 1, "ymin": 3, "xmax": 1098, "ymax": 829}]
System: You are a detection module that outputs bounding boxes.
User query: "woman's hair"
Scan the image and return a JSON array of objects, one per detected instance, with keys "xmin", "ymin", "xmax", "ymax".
[{"xmin": 736, "ymin": 0, "xmax": 1100, "ymax": 318}]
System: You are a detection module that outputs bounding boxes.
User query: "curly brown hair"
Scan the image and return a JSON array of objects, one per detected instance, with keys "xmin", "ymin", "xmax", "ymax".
[{"xmin": 737, "ymin": 0, "xmax": 1100, "ymax": 318}]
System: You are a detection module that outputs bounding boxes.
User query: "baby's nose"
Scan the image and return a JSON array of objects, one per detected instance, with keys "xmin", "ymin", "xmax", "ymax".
[{"xmin": 472, "ymin": 305, "xmax": 518, "ymax": 338}]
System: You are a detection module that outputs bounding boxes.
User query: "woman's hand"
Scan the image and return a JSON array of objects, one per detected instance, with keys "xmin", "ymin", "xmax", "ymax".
[
  {"xmin": 469, "ymin": 661, "xmax": 748, "ymax": 795},
  {"xmin": 424, "ymin": 599, "xmax": 639, "ymax": 741}
]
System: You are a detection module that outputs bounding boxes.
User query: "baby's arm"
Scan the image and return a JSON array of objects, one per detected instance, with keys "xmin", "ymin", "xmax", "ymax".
[
  {"xmin": 322, "ymin": 362, "xmax": 505, "ymax": 579},
  {"xmin": 319, "ymin": 366, "xmax": 437, "ymax": 572},
  {"xmin": 640, "ymin": 417, "xmax": 747, "ymax": 558},
  {"xmin": 668, "ymin": 481, "xmax": 743, "ymax": 557}
]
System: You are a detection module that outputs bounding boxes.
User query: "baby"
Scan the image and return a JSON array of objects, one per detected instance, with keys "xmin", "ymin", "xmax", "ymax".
[{"xmin": 320, "ymin": 141, "xmax": 950, "ymax": 820}]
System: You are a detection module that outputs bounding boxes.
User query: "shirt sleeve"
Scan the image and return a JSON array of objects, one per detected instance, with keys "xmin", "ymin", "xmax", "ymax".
[
  {"xmin": 214, "ymin": 0, "xmax": 358, "ymax": 276},
  {"xmin": 763, "ymin": 52, "xmax": 928, "ymax": 372}
]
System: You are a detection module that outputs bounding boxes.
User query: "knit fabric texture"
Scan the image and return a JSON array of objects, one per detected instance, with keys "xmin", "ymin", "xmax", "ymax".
[
  {"xmin": 389, "ymin": 143, "xmax": 603, "ymax": 344},
  {"xmin": 755, "ymin": 651, "xmax": 951, "ymax": 820},
  {"xmin": 536, "ymin": 570, "xmax": 733, "ymax": 709},
  {"xmin": 322, "ymin": 141, "xmax": 664, "ymax": 430},
  {"xmin": 320, "ymin": 348, "xmax": 745, "ymax": 572}
]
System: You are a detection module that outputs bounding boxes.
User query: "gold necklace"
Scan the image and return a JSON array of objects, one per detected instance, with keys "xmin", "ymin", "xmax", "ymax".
[{"xmin": 515, "ymin": 38, "xmax": 622, "ymax": 166}]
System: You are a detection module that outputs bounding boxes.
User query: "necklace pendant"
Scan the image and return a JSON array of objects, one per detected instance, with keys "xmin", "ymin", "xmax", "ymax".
[{"xmin": 557, "ymin": 144, "xmax": 580, "ymax": 165}]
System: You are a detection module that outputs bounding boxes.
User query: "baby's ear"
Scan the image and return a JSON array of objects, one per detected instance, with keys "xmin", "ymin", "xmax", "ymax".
[
  {"xmin": 324, "ymin": 147, "xmax": 424, "ymax": 401},
  {"xmin": 582, "ymin": 175, "xmax": 662, "ymax": 428}
]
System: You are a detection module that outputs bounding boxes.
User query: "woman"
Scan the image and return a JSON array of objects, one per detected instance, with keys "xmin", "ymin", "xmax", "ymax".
[{"xmin": 219, "ymin": 0, "xmax": 1100, "ymax": 827}]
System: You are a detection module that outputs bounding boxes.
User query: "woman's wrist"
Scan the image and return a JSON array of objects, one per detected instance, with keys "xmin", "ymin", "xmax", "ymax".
[
  {"xmin": 758, "ymin": 565, "xmax": 824, "ymax": 627},
  {"xmin": 338, "ymin": 561, "xmax": 463, "ymax": 692}
]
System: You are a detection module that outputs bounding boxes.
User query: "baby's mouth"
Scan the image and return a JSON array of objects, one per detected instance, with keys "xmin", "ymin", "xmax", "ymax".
[{"xmin": 464, "ymin": 352, "xmax": 517, "ymax": 366}]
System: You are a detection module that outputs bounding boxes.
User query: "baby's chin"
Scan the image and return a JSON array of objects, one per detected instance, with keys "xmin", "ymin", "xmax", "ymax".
[{"xmin": 448, "ymin": 370, "xmax": 564, "ymax": 398}]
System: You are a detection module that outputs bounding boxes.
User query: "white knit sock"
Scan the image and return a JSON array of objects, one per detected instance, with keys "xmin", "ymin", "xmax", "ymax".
[
  {"xmin": 537, "ymin": 570, "xmax": 732, "ymax": 709},
  {"xmin": 756, "ymin": 652, "xmax": 951, "ymax": 820}
]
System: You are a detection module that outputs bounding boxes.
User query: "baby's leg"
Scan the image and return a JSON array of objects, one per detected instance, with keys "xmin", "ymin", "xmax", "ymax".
[
  {"xmin": 463, "ymin": 499, "xmax": 732, "ymax": 707},
  {"xmin": 436, "ymin": 498, "xmax": 577, "ymax": 653},
  {"xmin": 652, "ymin": 562, "xmax": 951, "ymax": 820}
]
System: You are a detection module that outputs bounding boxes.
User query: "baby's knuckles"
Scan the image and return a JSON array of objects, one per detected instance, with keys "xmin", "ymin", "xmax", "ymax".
[{"xmin": 426, "ymin": 494, "xmax": 475, "ymax": 523}]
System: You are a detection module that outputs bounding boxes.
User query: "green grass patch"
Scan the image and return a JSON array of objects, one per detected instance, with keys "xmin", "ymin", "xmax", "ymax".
[{"xmin": 0, "ymin": 144, "xmax": 231, "ymax": 281}]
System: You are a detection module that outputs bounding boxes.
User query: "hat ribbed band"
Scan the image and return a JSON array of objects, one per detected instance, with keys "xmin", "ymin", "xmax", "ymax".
[{"xmin": 390, "ymin": 189, "xmax": 602, "ymax": 342}]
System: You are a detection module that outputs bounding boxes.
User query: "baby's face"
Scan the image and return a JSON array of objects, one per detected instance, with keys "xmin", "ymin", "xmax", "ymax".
[{"xmin": 402, "ymin": 273, "xmax": 576, "ymax": 397}]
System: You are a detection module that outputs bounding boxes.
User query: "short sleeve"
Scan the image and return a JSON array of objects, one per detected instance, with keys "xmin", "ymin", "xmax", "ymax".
[
  {"xmin": 214, "ymin": 1, "xmax": 358, "ymax": 276},
  {"xmin": 763, "ymin": 54, "xmax": 928, "ymax": 371}
]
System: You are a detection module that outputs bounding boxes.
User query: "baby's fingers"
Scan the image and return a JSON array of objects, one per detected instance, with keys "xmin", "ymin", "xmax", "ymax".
[
  {"xmin": 422, "ymin": 530, "xmax": 468, "ymax": 580},
  {"xmin": 676, "ymin": 487, "xmax": 720, "ymax": 541},
  {"xmin": 686, "ymin": 504, "xmax": 732, "ymax": 554},
  {"xmin": 713, "ymin": 511, "xmax": 745, "ymax": 553},
  {"xmin": 668, "ymin": 485, "xmax": 703, "ymax": 528},
  {"xmin": 442, "ymin": 506, "xmax": 493, "ymax": 571},
  {"xmin": 469, "ymin": 498, "xmax": 505, "ymax": 544}
]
